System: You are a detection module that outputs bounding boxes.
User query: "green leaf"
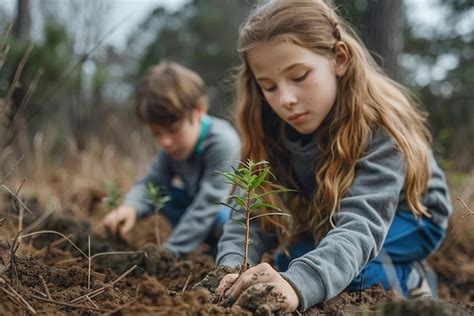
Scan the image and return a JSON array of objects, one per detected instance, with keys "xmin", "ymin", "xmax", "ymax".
[
  {"xmin": 227, "ymin": 195, "xmax": 247, "ymax": 209},
  {"xmin": 217, "ymin": 201, "xmax": 243, "ymax": 214},
  {"xmin": 250, "ymin": 202, "xmax": 284, "ymax": 212},
  {"xmin": 230, "ymin": 219, "xmax": 247, "ymax": 228},
  {"xmin": 249, "ymin": 212, "xmax": 292, "ymax": 221},
  {"xmin": 259, "ymin": 188, "xmax": 297, "ymax": 198},
  {"xmin": 249, "ymin": 168, "xmax": 269, "ymax": 190}
]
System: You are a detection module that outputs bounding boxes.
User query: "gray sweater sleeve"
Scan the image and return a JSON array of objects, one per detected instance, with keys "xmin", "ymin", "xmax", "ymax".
[
  {"xmin": 280, "ymin": 129, "xmax": 406, "ymax": 311},
  {"xmin": 122, "ymin": 152, "xmax": 173, "ymax": 218},
  {"xmin": 163, "ymin": 135, "xmax": 241, "ymax": 256}
]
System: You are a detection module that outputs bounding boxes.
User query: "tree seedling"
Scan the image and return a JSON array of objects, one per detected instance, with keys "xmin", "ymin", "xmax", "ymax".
[
  {"xmin": 218, "ymin": 159, "xmax": 294, "ymax": 274},
  {"xmin": 145, "ymin": 181, "xmax": 170, "ymax": 246},
  {"xmin": 101, "ymin": 180, "xmax": 120, "ymax": 210}
]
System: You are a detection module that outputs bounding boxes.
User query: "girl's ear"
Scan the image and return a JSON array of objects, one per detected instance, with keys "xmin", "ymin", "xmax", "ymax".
[{"xmin": 333, "ymin": 42, "xmax": 350, "ymax": 77}]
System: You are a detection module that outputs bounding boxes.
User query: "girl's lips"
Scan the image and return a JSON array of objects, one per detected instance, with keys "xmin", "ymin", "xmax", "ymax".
[{"xmin": 288, "ymin": 112, "xmax": 308, "ymax": 123}]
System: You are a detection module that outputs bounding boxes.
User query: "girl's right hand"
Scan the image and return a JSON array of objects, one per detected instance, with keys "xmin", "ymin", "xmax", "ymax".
[
  {"xmin": 215, "ymin": 273, "xmax": 239, "ymax": 296},
  {"xmin": 103, "ymin": 205, "xmax": 137, "ymax": 239}
]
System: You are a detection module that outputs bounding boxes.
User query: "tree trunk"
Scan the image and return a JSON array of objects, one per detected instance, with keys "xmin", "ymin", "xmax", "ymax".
[
  {"xmin": 362, "ymin": 0, "xmax": 403, "ymax": 80},
  {"xmin": 12, "ymin": 0, "xmax": 30, "ymax": 40}
]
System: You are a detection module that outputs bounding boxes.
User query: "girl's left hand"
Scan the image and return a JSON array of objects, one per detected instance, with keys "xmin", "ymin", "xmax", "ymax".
[{"xmin": 215, "ymin": 262, "xmax": 300, "ymax": 312}]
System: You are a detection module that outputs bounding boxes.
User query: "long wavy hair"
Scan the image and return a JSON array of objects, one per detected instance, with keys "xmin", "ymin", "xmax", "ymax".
[{"xmin": 234, "ymin": 0, "xmax": 432, "ymax": 246}]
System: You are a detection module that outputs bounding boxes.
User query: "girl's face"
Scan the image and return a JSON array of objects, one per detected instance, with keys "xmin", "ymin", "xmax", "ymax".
[{"xmin": 247, "ymin": 38, "xmax": 347, "ymax": 135}]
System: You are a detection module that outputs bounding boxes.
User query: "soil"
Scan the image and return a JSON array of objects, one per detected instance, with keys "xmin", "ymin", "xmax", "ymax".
[{"xmin": 1, "ymin": 203, "xmax": 473, "ymax": 315}]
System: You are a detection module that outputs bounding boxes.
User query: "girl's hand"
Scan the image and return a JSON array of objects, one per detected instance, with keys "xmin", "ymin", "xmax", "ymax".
[
  {"xmin": 103, "ymin": 205, "xmax": 137, "ymax": 239},
  {"xmin": 215, "ymin": 263, "xmax": 300, "ymax": 312}
]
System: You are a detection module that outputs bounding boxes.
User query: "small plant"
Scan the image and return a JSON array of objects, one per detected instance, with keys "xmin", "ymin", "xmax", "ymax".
[
  {"xmin": 146, "ymin": 181, "xmax": 170, "ymax": 246},
  {"xmin": 218, "ymin": 159, "xmax": 294, "ymax": 274},
  {"xmin": 101, "ymin": 180, "xmax": 120, "ymax": 210}
]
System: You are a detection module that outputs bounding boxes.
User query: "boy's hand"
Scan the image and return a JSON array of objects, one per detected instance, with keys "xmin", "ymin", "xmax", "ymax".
[
  {"xmin": 215, "ymin": 263, "xmax": 300, "ymax": 312},
  {"xmin": 103, "ymin": 205, "xmax": 137, "ymax": 239}
]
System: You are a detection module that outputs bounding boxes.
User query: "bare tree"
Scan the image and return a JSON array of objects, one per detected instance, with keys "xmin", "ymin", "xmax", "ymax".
[
  {"xmin": 362, "ymin": 0, "xmax": 403, "ymax": 80},
  {"xmin": 12, "ymin": 0, "xmax": 30, "ymax": 40}
]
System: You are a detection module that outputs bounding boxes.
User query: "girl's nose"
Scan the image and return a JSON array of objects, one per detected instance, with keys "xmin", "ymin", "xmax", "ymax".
[{"xmin": 278, "ymin": 88, "xmax": 297, "ymax": 109}]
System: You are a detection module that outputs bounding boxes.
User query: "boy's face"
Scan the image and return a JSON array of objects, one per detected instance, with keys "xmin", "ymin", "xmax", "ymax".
[{"xmin": 149, "ymin": 109, "xmax": 202, "ymax": 160}]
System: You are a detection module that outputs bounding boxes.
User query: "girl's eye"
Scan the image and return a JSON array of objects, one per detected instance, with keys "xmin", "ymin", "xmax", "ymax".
[
  {"xmin": 293, "ymin": 71, "xmax": 310, "ymax": 82},
  {"xmin": 261, "ymin": 85, "xmax": 276, "ymax": 92}
]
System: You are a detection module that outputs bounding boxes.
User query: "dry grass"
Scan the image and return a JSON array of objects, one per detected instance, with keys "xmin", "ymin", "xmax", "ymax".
[{"xmin": 2, "ymin": 123, "xmax": 154, "ymax": 221}]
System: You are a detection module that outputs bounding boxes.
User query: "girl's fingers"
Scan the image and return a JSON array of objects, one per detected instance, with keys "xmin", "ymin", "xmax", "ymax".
[
  {"xmin": 226, "ymin": 263, "xmax": 274, "ymax": 299},
  {"xmin": 216, "ymin": 273, "xmax": 239, "ymax": 295}
]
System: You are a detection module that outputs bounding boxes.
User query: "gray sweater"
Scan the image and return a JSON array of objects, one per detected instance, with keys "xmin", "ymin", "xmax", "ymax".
[
  {"xmin": 216, "ymin": 127, "xmax": 451, "ymax": 311},
  {"xmin": 123, "ymin": 116, "xmax": 241, "ymax": 256}
]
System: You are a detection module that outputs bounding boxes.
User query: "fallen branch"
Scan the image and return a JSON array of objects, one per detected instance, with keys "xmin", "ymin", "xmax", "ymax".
[
  {"xmin": 30, "ymin": 294, "xmax": 107, "ymax": 313},
  {"xmin": 86, "ymin": 295, "xmax": 99, "ymax": 309},
  {"xmin": 450, "ymin": 196, "xmax": 474, "ymax": 233},
  {"xmin": 0, "ymin": 277, "xmax": 36, "ymax": 314},
  {"xmin": 181, "ymin": 272, "xmax": 193, "ymax": 294},
  {"xmin": 39, "ymin": 274, "xmax": 51, "ymax": 299},
  {"xmin": 71, "ymin": 264, "xmax": 137, "ymax": 303},
  {"xmin": 0, "ymin": 155, "xmax": 24, "ymax": 185},
  {"xmin": 2, "ymin": 42, "xmax": 34, "ymax": 115},
  {"xmin": 19, "ymin": 230, "xmax": 87, "ymax": 259},
  {"xmin": 1, "ymin": 183, "xmax": 33, "ymax": 214}
]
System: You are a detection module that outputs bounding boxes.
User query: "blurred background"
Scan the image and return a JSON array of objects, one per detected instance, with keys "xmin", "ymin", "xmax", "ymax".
[{"xmin": 0, "ymin": 0, "xmax": 473, "ymax": 215}]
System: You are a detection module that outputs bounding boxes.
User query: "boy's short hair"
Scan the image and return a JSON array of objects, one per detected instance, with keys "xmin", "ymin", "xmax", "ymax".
[{"xmin": 136, "ymin": 61, "xmax": 207, "ymax": 127}]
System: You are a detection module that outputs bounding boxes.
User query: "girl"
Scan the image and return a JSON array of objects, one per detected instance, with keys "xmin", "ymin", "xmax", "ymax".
[{"xmin": 215, "ymin": 0, "xmax": 451, "ymax": 312}]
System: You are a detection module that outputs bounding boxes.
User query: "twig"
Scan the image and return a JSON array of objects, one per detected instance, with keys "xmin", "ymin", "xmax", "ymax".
[
  {"xmin": 39, "ymin": 12, "xmax": 132, "ymax": 104},
  {"xmin": 154, "ymin": 214, "xmax": 161, "ymax": 247},
  {"xmin": 71, "ymin": 264, "xmax": 137, "ymax": 303},
  {"xmin": 10, "ymin": 178, "xmax": 26, "ymax": 218},
  {"xmin": 2, "ymin": 42, "xmax": 34, "ymax": 114},
  {"xmin": 54, "ymin": 257, "xmax": 82, "ymax": 266},
  {"xmin": 39, "ymin": 274, "xmax": 51, "ymax": 299},
  {"xmin": 88, "ymin": 235, "xmax": 91, "ymax": 290},
  {"xmin": 181, "ymin": 272, "xmax": 193, "ymax": 294},
  {"xmin": 17, "ymin": 204, "xmax": 24, "ymax": 237},
  {"xmin": 1, "ymin": 183, "xmax": 33, "ymax": 214},
  {"xmin": 3, "ymin": 68, "xmax": 44, "ymax": 148},
  {"xmin": 30, "ymin": 287, "xmax": 47, "ymax": 298},
  {"xmin": 30, "ymin": 294, "xmax": 107, "ymax": 312},
  {"xmin": 86, "ymin": 295, "xmax": 99, "ymax": 309},
  {"xmin": 0, "ymin": 20, "xmax": 13, "ymax": 71},
  {"xmin": 89, "ymin": 250, "xmax": 144, "ymax": 261},
  {"xmin": 21, "ymin": 207, "xmax": 54, "ymax": 235},
  {"xmin": 6, "ymin": 231, "xmax": 21, "ymax": 288},
  {"xmin": 0, "ymin": 154, "xmax": 24, "ymax": 184},
  {"xmin": 451, "ymin": 196, "xmax": 474, "ymax": 233},
  {"xmin": 1, "ymin": 279, "xmax": 37, "ymax": 314},
  {"xmin": 1, "ymin": 287, "xmax": 24, "ymax": 307},
  {"xmin": 19, "ymin": 230, "xmax": 88, "ymax": 259}
]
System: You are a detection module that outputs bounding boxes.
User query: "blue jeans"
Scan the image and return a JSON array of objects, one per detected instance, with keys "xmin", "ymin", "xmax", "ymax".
[
  {"xmin": 160, "ymin": 187, "xmax": 230, "ymax": 254},
  {"xmin": 275, "ymin": 210, "xmax": 445, "ymax": 296}
]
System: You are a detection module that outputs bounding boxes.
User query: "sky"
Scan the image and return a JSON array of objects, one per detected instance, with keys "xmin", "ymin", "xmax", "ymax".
[
  {"xmin": 0, "ymin": 0, "xmax": 189, "ymax": 51},
  {"xmin": 1, "ymin": 0, "xmax": 444, "ymax": 52},
  {"xmin": 1, "ymin": 0, "xmax": 462, "ymax": 89}
]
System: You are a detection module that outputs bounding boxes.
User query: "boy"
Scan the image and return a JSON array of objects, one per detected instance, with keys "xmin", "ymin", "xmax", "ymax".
[{"xmin": 103, "ymin": 61, "xmax": 241, "ymax": 257}]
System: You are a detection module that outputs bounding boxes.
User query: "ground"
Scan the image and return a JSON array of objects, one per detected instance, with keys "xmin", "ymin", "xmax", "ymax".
[{"xmin": 0, "ymin": 188, "xmax": 473, "ymax": 315}]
